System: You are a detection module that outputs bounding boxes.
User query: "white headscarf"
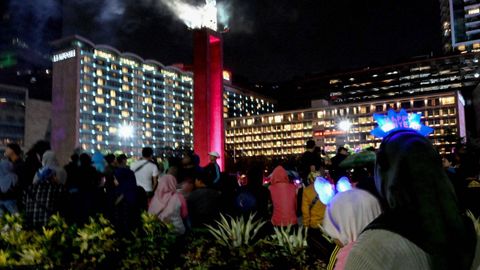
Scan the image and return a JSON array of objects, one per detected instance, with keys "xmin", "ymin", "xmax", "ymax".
[
  {"xmin": 33, "ymin": 150, "xmax": 67, "ymax": 185},
  {"xmin": 323, "ymin": 189, "xmax": 382, "ymax": 246}
]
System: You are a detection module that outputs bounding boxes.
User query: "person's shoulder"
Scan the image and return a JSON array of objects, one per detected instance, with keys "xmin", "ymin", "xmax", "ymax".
[{"xmin": 346, "ymin": 229, "xmax": 429, "ymax": 270}]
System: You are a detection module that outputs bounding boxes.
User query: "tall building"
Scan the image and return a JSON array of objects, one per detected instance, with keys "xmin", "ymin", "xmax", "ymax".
[
  {"xmin": 0, "ymin": 0, "xmax": 62, "ymax": 100},
  {"xmin": 223, "ymin": 73, "xmax": 276, "ymax": 118},
  {"xmin": 0, "ymin": 84, "xmax": 27, "ymax": 155},
  {"xmin": 226, "ymin": 91, "xmax": 465, "ymax": 158},
  {"xmin": 271, "ymin": 53, "xmax": 480, "ymax": 137},
  {"xmin": 440, "ymin": 0, "xmax": 480, "ymax": 52},
  {"xmin": 51, "ymin": 36, "xmax": 275, "ymax": 164}
]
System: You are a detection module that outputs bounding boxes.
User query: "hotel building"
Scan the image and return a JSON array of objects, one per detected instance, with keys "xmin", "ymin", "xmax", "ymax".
[
  {"xmin": 225, "ymin": 91, "xmax": 465, "ymax": 158},
  {"xmin": 51, "ymin": 36, "xmax": 275, "ymax": 164}
]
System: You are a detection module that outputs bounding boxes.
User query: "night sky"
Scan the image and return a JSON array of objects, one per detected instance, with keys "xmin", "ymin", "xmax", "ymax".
[{"xmin": 63, "ymin": 0, "xmax": 441, "ymax": 83}]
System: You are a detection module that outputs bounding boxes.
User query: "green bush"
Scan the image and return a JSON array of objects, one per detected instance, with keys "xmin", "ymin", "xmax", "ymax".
[{"xmin": 0, "ymin": 213, "xmax": 328, "ymax": 269}]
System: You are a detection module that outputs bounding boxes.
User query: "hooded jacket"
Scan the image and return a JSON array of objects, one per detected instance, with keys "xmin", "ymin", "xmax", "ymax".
[{"xmin": 269, "ymin": 166, "xmax": 297, "ymax": 226}]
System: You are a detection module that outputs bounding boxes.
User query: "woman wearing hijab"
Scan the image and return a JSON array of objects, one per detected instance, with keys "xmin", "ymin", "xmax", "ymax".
[
  {"xmin": 148, "ymin": 174, "xmax": 188, "ymax": 234},
  {"xmin": 345, "ymin": 130, "xmax": 477, "ymax": 270},
  {"xmin": 269, "ymin": 165, "xmax": 297, "ymax": 227},
  {"xmin": 0, "ymin": 160, "xmax": 19, "ymax": 216},
  {"xmin": 323, "ymin": 189, "xmax": 382, "ymax": 270},
  {"xmin": 33, "ymin": 150, "xmax": 67, "ymax": 185}
]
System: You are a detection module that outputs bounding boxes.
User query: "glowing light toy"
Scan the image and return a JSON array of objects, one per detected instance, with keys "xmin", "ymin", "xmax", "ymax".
[
  {"xmin": 370, "ymin": 109, "xmax": 433, "ymax": 138},
  {"xmin": 314, "ymin": 176, "xmax": 352, "ymax": 205}
]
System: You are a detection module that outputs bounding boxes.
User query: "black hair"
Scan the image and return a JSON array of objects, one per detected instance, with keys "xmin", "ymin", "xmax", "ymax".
[
  {"xmin": 306, "ymin": 140, "xmax": 316, "ymax": 149},
  {"xmin": 105, "ymin": 153, "xmax": 116, "ymax": 164},
  {"xmin": 142, "ymin": 147, "xmax": 153, "ymax": 158},
  {"xmin": 6, "ymin": 143, "xmax": 22, "ymax": 156},
  {"xmin": 116, "ymin": 154, "xmax": 128, "ymax": 164}
]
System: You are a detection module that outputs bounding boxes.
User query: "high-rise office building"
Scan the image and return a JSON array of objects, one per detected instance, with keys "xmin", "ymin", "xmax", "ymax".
[
  {"xmin": 440, "ymin": 0, "xmax": 480, "ymax": 52},
  {"xmin": 51, "ymin": 36, "xmax": 275, "ymax": 164}
]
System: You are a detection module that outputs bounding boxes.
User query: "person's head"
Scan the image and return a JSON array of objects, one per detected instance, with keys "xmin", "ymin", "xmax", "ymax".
[
  {"xmin": 42, "ymin": 150, "xmax": 59, "ymax": 167},
  {"xmin": 4, "ymin": 143, "xmax": 22, "ymax": 161},
  {"xmin": 142, "ymin": 147, "xmax": 153, "ymax": 159},
  {"xmin": 167, "ymin": 165, "xmax": 179, "ymax": 178},
  {"xmin": 28, "ymin": 140, "xmax": 50, "ymax": 158},
  {"xmin": 70, "ymin": 153, "xmax": 79, "ymax": 165},
  {"xmin": 79, "ymin": 153, "xmax": 92, "ymax": 167},
  {"xmin": 194, "ymin": 170, "xmax": 210, "ymax": 188},
  {"xmin": 270, "ymin": 165, "xmax": 289, "ymax": 185},
  {"xmin": 374, "ymin": 129, "xmax": 476, "ymax": 269},
  {"xmin": 182, "ymin": 151, "xmax": 194, "ymax": 167},
  {"xmin": 105, "ymin": 153, "xmax": 116, "ymax": 166},
  {"xmin": 323, "ymin": 189, "xmax": 382, "ymax": 247},
  {"xmin": 306, "ymin": 140, "xmax": 316, "ymax": 150},
  {"xmin": 208, "ymin": 151, "xmax": 220, "ymax": 163},
  {"xmin": 442, "ymin": 154, "xmax": 455, "ymax": 169},
  {"xmin": 337, "ymin": 146, "xmax": 348, "ymax": 156},
  {"xmin": 116, "ymin": 154, "xmax": 128, "ymax": 167}
]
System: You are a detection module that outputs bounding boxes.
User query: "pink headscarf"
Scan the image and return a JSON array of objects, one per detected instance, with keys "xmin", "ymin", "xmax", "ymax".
[{"xmin": 148, "ymin": 174, "xmax": 178, "ymax": 220}]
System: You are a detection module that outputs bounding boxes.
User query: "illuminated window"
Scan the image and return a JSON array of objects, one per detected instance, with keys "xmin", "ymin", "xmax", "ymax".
[
  {"xmin": 95, "ymin": 97, "xmax": 104, "ymax": 104},
  {"xmin": 440, "ymin": 97, "xmax": 455, "ymax": 105},
  {"xmin": 111, "ymin": 100, "xmax": 116, "ymax": 106},
  {"xmin": 468, "ymin": 8, "xmax": 480, "ymax": 15},
  {"xmin": 96, "ymin": 135, "xmax": 103, "ymax": 142},
  {"xmin": 110, "ymin": 90, "xmax": 116, "ymax": 97},
  {"xmin": 96, "ymin": 69, "xmax": 103, "ymax": 76},
  {"xmin": 121, "ymin": 110, "xmax": 129, "ymax": 117},
  {"xmin": 98, "ymin": 107, "xmax": 103, "ymax": 113},
  {"xmin": 109, "ymin": 127, "xmax": 117, "ymax": 133},
  {"xmin": 97, "ymin": 78, "xmax": 104, "ymax": 86},
  {"xmin": 122, "ymin": 84, "xmax": 129, "ymax": 91},
  {"xmin": 458, "ymin": 45, "xmax": 466, "ymax": 51},
  {"xmin": 97, "ymin": 88, "xmax": 103, "ymax": 95}
]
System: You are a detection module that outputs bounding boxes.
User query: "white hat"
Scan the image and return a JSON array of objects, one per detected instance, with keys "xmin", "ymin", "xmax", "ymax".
[{"xmin": 208, "ymin": 151, "xmax": 220, "ymax": 158}]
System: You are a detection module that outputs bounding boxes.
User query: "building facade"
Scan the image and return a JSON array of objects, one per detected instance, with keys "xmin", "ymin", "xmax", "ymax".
[
  {"xmin": 224, "ymin": 76, "xmax": 276, "ymax": 118},
  {"xmin": 51, "ymin": 36, "xmax": 275, "ymax": 164},
  {"xmin": 0, "ymin": 84, "xmax": 27, "ymax": 155},
  {"xmin": 440, "ymin": 0, "xmax": 480, "ymax": 52},
  {"xmin": 226, "ymin": 91, "xmax": 465, "ymax": 158}
]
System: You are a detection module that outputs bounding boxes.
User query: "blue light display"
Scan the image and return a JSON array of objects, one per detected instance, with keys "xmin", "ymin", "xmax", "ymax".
[
  {"xmin": 314, "ymin": 176, "xmax": 353, "ymax": 205},
  {"xmin": 370, "ymin": 109, "xmax": 434, "ymax": 138}
]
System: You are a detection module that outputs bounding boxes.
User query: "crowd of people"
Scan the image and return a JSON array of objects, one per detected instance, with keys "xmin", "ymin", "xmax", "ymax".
[{"xmin": 1, "ymin": 129, "xmax": 480, "ymax": 269}]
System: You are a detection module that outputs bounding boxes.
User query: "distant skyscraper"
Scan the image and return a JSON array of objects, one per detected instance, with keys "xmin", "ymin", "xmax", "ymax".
[{"xmin": 440, "ymin": 0, "xmax": 480, "ymax": 52}]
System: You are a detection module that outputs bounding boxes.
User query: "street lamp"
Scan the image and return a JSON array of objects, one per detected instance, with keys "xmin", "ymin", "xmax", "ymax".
[
  {"xmin": 118, "ymin": 123, "xmax": 134, "ymax": 139},
  {"xmin": 338, "ymin": 120, "xmax": 352, "ymax": 131}
]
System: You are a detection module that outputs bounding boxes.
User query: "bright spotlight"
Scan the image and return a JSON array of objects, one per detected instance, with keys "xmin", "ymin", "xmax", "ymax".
[
  {"xmin": 118, "ymin": 123, "xmax": 134, "ymax": 139},
  {"xmin": 338, "ymin": 120, "xmax": 352, "ymax": 131}
]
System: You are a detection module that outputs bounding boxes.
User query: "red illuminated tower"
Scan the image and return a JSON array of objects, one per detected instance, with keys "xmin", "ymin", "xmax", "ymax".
[{"xmin": 193, "ymin": 28, "xmax": 224, "ymax": 170}]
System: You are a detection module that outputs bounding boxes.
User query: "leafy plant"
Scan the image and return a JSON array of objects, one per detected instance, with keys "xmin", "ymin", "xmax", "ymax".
[
  {"xmin": 71, "ymin": 215, "xmax": 117, "ymax": 269},
  {"xmin": 270, "ymin": 225, "xmax": 310, "ymax": 268},
  {"xmin": 119, "ymin": 212, "xmax": 177, "ymax": 270},
  {"xmin": 205, "ymin": 213, "xmax": 266, "ymax": 248}
]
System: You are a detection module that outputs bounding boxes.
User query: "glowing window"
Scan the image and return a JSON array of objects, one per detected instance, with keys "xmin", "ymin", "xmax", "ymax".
[
  {"xmin": 96, "ymin": 69, "xmax": 103, "ymax": 76},
  {"xmin": 97, "ymin": 78, "xmax": 104, "ymax": 86},
  {"xmin": 110, "ymin": 90, "xmax": 116, "ymax": 97},
  {"xmin": 440, "ymin": 97, "xmax": 455, "ymax": 105},
  {"xmin": 468, "ymin": 8, "xmax": 480, "ymax": 15},
  {"xmin": 111, "ymin": 100, "xmax": 116, "ymax": 106},
  {"xmin": 97, "ymin": 88, "xmax": 103, "ymax": 95},
  {"xmin": 95, "ymin": 97, "xmax": 104, "ymax": 104},
  {"xmin": 121, "ymin": 110, "xmax": 129, "ymax": 117}
]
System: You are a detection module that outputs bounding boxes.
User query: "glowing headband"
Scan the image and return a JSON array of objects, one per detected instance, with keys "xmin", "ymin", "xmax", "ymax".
[
  {"xmin": 314, "ymin": 176, "xmax": 352, "ymax": 205},
  {"xmin": 370, "ymin": 109, "xmax": 433, "ymax": 138}
]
